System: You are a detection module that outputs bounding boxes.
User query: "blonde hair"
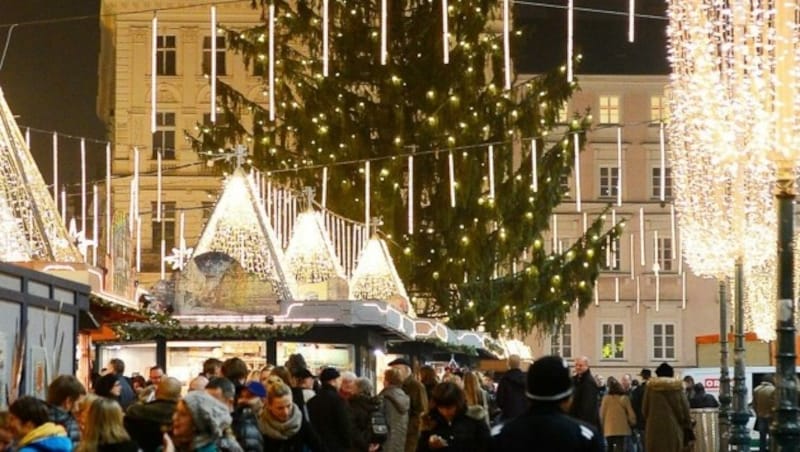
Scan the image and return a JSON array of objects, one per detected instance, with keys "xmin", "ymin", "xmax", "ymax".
[
  {"xmin": 266, "ymin": 379, "xmax": 293, "ymax": 404},
  {"xmin": 463, "ymin": 371, "xmax": 484, "ymax": 407},
  {"xmin": 77, "ymin": 397, "xmax": 131, "ymax": 452}
]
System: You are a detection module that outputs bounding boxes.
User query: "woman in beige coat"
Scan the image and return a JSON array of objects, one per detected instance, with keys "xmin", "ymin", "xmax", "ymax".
[
  {"xmin": 643, "ymin": 363, "xmax": 694, "ymax": 452},
  {"xmin": 600, "ymin": 376, "xmax": 636, "ymax": 452}
]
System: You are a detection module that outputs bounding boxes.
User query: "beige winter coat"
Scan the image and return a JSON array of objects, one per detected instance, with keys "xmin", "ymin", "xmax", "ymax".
[
  {"xmin": 600, "ymin": 394, "xmax": 636, "ymax": 437},
  {"xmin": 643, "ymin": 377, "xmax": 693, "ymax": 452}
]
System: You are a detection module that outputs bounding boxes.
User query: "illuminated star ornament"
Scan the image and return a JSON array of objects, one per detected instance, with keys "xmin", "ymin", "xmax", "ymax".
[{"xmin": 164, "ymin": 240, "xmax": 194, "ymax": 271}]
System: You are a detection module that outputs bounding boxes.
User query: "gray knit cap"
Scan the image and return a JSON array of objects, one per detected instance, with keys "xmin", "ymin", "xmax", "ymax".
[{"xmin": 182, "ymin": 390, "xmax": 232, "ymax": 447}]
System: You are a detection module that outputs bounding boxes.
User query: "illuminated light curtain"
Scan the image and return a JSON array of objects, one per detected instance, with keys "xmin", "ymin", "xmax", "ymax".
[
  {"xmin": 285, "ymin": 209, "xmax": 346, "ymax": 284},
  {"xmin": 350, "ymin": 234, "xmax": 412, "ymax": 316}
]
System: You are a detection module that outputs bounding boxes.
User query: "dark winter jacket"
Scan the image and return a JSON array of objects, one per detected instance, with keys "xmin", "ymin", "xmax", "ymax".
[
  {"xmin": 260, "ymin": 403, "xmax": 325, "ymax": 452},
  {"xmin": 348, "ymin": 394, "xmax": 383, "ymax": 452},
  {"xmin": 689, "ymin": 392, "xmax": 719, "ymax": 409},
  {"xmin": 379, "ymin": 386, "xmax": 409, "ymax": 452},
  {"xmin": 495, "ymin": 368, "xmax": 528, "ymax": 421},
  {"xmin": 401, "ymin": 376, "xmax": 428, "ymax": 452},
  {"xmin": 493, "ymin": 402, "xmax": 604, "ymax": 452},
  {"xmin": 124, "ymin": 399, "xmax": 178, "ymax": 452},
  {"xmin": 232, "ymin": 404, "xmax": 264, "ymax": 452},
  {"xmin": 47, "ymin": 404, "xmax": 80, "ymax": 449},
  {"xmin": 630, "ymin": 380, "xmax": 648, "ymax": 430},
  {"xmin": 569, "ymin": 370, "xmax": 601, "ymax": 429},
  {"xmin": 118, "ymin": 375, "xmax": 137, "ymax": 410},
  {"xmin": 307, "ymin": 383, "xmax": 354, "ymax": 452},
  {"xmin": 416, "ymin": 406, "xmax": 491, "ymax": 452}
]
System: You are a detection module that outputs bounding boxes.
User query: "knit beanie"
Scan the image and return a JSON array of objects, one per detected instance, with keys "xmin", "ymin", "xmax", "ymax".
[
  {"xmin": 655, "ymin": 362, "xmax": 674, "ymax": 378},
  {"xmin": 525, "ymin": 355, "xmax": 573, "ymax": 402},
  {"xmin": 182, "ymin": 390, "xmax": 232, "ymax": 447}
]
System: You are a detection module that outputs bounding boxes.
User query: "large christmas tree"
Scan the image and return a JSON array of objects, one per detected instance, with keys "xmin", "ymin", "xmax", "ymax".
[{"xmin": 194, "ymin": 0, "xmax": 622, "ymax": 336}]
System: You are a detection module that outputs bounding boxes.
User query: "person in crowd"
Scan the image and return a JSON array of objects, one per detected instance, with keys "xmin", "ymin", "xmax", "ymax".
[
  {"xmin": 268, "ymin": 367, "xmax": 292, "ymax": 387},
  {"xmin": 106, "ymin": 359, "xmax": 136, "ymax": 409},
  {"xmin": 463, "ymin": 371, "xmax": 489, "ymax": 426},
  {"xmin": 642, "ymin": 362, "xmax": 694, "ymax": 452},
  {"xmin": 306, "ymin": 367, "xmax": 354, "ymax": 452},
  {"xmin": 495, "ymin": 354, "xmax": 528, "ymax": 422},
  {"xmin": 221, "ymin": 358, "xmax": 249, "ymax": 403},
  {"xmin": 682, "ymin": 376, "xmax": 696, "ymax": 402},
  {"xmin": 8, "ymin": 396, "xmax": 71, "ymax": 452},
  {"xmin": 76, "ymin": 394, "xmax": 99, "ymax": 437},
  {"xmin": 284, "ymin": 354, "xmax": 308, "ymax": 378},
  {"xmin": 388, "ymin": 358, "xmax": 427, "ymax": 452},
  {"xmin": 348, "ymin": 377, "xmax": 384, "ymax": 452},
  {"xmin": 418, "ymin": 366, "xmax": 438, "ymax": 401},
  {"xmin": 291, "ymin": 368, "xmax": 316, "ymax": 407},
  {"xmin": 148, "ymin": 367, "xmax": 165, "ymax": 387},
  {"xmin": 190, "ymin": 376, "xmax": 210, "ymax": 392},
  {"xmin": 124, "ymin": 377, "xmax": 182, "ymax": 452},
  {"xmin": 599, "ymin": 376, "xmax": 636, "ymax": 452},
  {"xmin": 165, "ymin": 391, "xmax": 235, "ymax": 452},
  {"xmin": 380, "ymin": 368, "xmax": 409, "ymax": 452},
  {"xmin": 206, "ymin": 377, "xmax": 237, "ymax": 412},
  {"xmin": 630, "ymin": 368, "xmax": 650, "ymax": 451},
  {"xmin": 131, "ymin": 376, "xmax": 147, "ymax": 395},
  {"xmin": 689, "ymin": 383, "xmax": 719, "ymax": 409},
  {"xmin": 569, "ymin": 356, "xmax": 600, "ymax": 430},
  {"xmin": 493, "ymin": 356, "xmax": 604, "ymax": 452},
  {"xmin": 203, "ymin": 359, "xmax": 224, "ymax": 379},
  {"xmin": 338, "ymin": 372, "xmax": 358, "ymax": 401},
  {"xmin": 94, "ymin": 374, "xmax": 123, "ymax": 403},
  {"xmin": 232, "ymin": 381, "xmax": 265, "ymax": 452},
  {"xmin": 137, "ymin": 366, "xmax": 166, "ymax": 404},
  {"xmin": 621, "ymin": 374, "xmax": 633, "ymax": 394},
  {"xmin": 78, "ymin": 397, "xmax": 139, "ymax": 452},
  {"xmin": 417, "ymin": 382, "xmax": 490, "ymax": 452},
  {"xmin": 257, "ymin": 366, "xmax": 273, "ymax": 386},
  {"xmin": 259, "ymin": 379, "xmax": 323, "ymax": 452},
  {"xmin": 46, "ymin": 374, "xmax": 86, "ymax": 449},
  {"xmin": 753, "ymin": 374, "xmax": 776, "ymax": 452}
]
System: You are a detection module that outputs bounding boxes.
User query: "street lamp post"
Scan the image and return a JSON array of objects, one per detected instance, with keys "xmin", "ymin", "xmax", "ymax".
[
  {"xmin": 719, "ymin": 280, "xmax": 731, "ymax": 451},
  {"xmin": 730, "ymin": 259, "xmax": 750, "ymax": 450}
]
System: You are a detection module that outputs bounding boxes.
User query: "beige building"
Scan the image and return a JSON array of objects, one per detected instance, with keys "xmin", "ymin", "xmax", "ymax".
[{"xmin": 97, "ymin": 2, "xmax": 726, "ymax": 373}]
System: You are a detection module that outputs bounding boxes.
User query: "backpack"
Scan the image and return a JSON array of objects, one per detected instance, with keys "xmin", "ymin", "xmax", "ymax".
[{"xmin": 369, "ymin": 396, "xmax": 389, "ymax": 444}]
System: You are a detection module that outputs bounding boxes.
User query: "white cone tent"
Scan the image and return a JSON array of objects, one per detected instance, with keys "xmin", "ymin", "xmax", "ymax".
[
  {"xmin": 0, "ymin": 87, "xmax": 81, "ymax": 262},
  {"xmin": 350, "ymin": 235, "xmax": 413, "ymax": 316},
  {"xmin": 285, "ymin": 209, "xmax": 346, "ymax": 284}
]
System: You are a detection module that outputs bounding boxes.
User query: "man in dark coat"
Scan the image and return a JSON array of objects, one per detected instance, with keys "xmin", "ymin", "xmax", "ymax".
[
  {"xmin": 629, "ymin": 368, "xmax": 650, "ymax": 452},
  {"xmin": 569, "ymin": 356, "xmax": 600, "ymax": 429},
  {"xmin": 107, "ymin": 358, "xmax": 136, "ymax": 409},
  {"xmin": 495, "ymin": 354, "xmax": 528, "ymax": 421},
  {"xmin": 494, "ymin": 355, "xmax": 604, "ymax": 452},
  {"xmin": 124, "ymin": 377, "xmax": 181, "ymax": 452},
  {"xmin": 306, "ymin": 367, "xmax": 354, "ymax": 452}
]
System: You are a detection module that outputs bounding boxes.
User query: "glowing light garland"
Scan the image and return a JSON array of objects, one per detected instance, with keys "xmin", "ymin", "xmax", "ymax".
[
  {"xmin": 285, "ymin": 210, "xmax": 346, "ymax": 284},
  {"xmin": 350, "ymin": 235, "xmax": 411, "ymax": 315}
]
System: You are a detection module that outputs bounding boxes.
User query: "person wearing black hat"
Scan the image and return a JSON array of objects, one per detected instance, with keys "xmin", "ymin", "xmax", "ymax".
[
  {"xmin": 629, "ymin": 368, "xmax": 651, "ymax": 451},
  {"xmin": 388, "ymin": 357, "xmax": 428, "ymax": 452},
  {"xmin": 306, "ymin": 367, "xmax": 354, "ymax": 452},
  {"xmin": 493, "ymin": 355, "xmax": 604, "ymax": 452},
  {"xmin": 642, "ymin": 362, "xmax": 693, "ymax": 452}
]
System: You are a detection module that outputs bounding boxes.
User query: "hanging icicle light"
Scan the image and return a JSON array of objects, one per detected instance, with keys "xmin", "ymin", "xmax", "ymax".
[
  {"xmin": 322, "ymin": 0, "xmax": 330, "ymax": 76},
  {"xmin": 408, "ymin": 155, "xmax": 414, "ymax": 234},
  {"xmin": 502, "ymin": 0, "xmax": 511, "ymax": 90},
  {"xmin": 488, "ymin": 145, "xmax": 495, "ymax": 200},
  {"xmin": 628, "ymin": 0, "xmax": 635, "ymax": 42},
  {"xmin": 531, "ymin": 139, "xmax": 538, "ymax": 192},
  {"xmin": 151, "ymin": 13, "xmax": 158, "ymax": 133},
  {"xmin": 210, "ymin": 5, "xmax": 217, "ymax": 123},
  {"xmin": 442, "ymin": 0, "xmax": 450, "ymax": 64},
  {"xmin": 567, "ymin": 0, "xmax": 574, "ymax": 82},
  {"xmin": 573, "ymin": 133, "xmax": 581, "ymax": 212},
  {"xmin": 380, "ymin": 0, "xmax": 388, "ymax": 65},
  {"xmin": 448, "ymin": 151, "xmax": 456, "ymax": 208},
  {"xmin": 268, "ymin": 3, "xmax": 276, "ymax": 121}
]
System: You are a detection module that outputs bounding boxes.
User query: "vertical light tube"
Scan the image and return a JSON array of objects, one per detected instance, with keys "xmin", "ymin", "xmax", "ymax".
[
  {"xmin": 81, "ymin": 139, "xmax": 87, "ymax": 236},
  {"xmin": 655, "ymin": 271, "xmax": 661, "ymax": 311},
  {"xmin": 151, "ymin": 14, "xmax": 158, "ymax": 133},
  {"xmin": 24, "ymin": 128, "xmax": 29, "ymax": 149},
  {"xmin": 573, "ymin": 133, "xmax": 581, "ymax": 212},
  {"xmin": 654, "ymin": 230, "xmax": 659, "ymax": 269},
  {"xmin": 659, "ymin": 121, "xmax": 666, "ymax": 202},
  {"xmin": 628, "ymin": 0, "xmax": 635, "ymax": 42},
  {"xmin": 442, "ymin": 0, "xmax": 449, "ymax": 64},
  {"xmin": 380, "ymin": 0, "xmax": 388, "ymax": 65},
  {"xmin": 210, "ymin": 5, "xmax": 217, "ymax": 123},
  {"xmin": 52, "ymin": 133, "xmax": 58, "ymax": 202},
  {"xmin": 616, "ymin": 126, "xmax": 623, "ymax": 206},
  {"xmin": 502, "ymin": 0, "xmax": 511, "ymax": 90},
  {"xmin": 156, "ymin": 151, "xmax": 162, "ymax": 222},
  {"xmin": 582, "ymin": 212, "xmax": 588, "ymax": 233},
  {"xmin": 594, "ymin": 283, "xmax": 599, "ymax": 306},
  {"xmin": 531, "ymin": 139, "xmax": 538, "ymax": 192},
  {"xmin": 639, "ymin": 207, "xmax": 645, "ymax": 266},
  {"xmin": 61, "ymin": 189, "xmax": 66, "ymax": 224},
  {"xmin": 322, "ymin": 166, "xmax": 328, "ymax": 208},
  {"xmin": 552, "ymin": 214, "xmax": 558, "ymax": 252},
  {"xmin": 160, "ymin": 238, "xmax": 166, "ymax": 280},
  {"xmin": 629, "ymin": 233, "xmax": 635, "ymax": 279},
  {"xmin": 611, "ymin": 208, "xmax": 617, "ymax": 228},
  {"xmin": 134, "ymin": 147, "xmax": 140, "ymax": 223},
  {"xmin": 670, "ymin": 203, "xmax": 677, "ymax": 259},
  {"xmin": 106, "ymin": 143, "xmax": 111, "ymax": 252},
  {"xmin": 682, "ymin": 271, "xmax": 687, "ymax": 309},
  {"xmin": 448, "ymin": 151, "xmax": 456, "ymax": 208},
  {"xmin": 365, "ymin": 161, "xmax": 371, "ymax": 232},
  {"xmin": 323, "ymin": 0, "xmax": 329, "ymax": 76},
  {"xmin": 636, "ymin": 276, "xmax": 640, "ymax": 314},
  {"xmin": 268, "ymin": 3, "xmax": 276, "ymax": 121},
  {"xmin": 488, "ymin": 145, "xmax": 495, "ymax": 199},
  {"xmin": 136, "ymin": 216, "xmax": 142, "ymax": 273},
  {"xmin": 179, "ymin": 210, "xmax": 186, "ymax": 255},
  {"xmin": 567, "ymin": 0, "xmax": 574, "ymax": 82},
  {"xmin": 408, "ymin": 155, "xmax": 414, "ymax": 234},
  {"xmin": 614, "ymin": 277, "xmax": 620, "ymax": 303},
  {"xmin": 93, "ymin": 184, "xmax": 99, "ymax": 266}
]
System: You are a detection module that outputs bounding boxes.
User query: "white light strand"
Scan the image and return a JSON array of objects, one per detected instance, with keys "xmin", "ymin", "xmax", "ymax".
[
  {"xmin": 582, "ymin": 212, "xmax": 588, "ymax": 234},
  {"xmin": 503, "ymin": 0, "xmax": 512, "ymax": 90},
  {"xmin": 365, "ymin": 161, "xmax": 371, "ymax": 232},
  {"xmin": 322, "ymin": 0, "xmax": 329, "ymax": 76},
  {"xmin": 136, "ymin": 216, "xmax": 141, "ymax": 273},
  {"xmin": 614, "ymin": 277, "xmax": 620, "ymax": 303},
  {"xmin": 134, "ymin": 147, "xmax": 140, "ymax": 223},
  {"xmin": 594, "ymin": 282, "xmax": 599, "ymax": 306},
  {"xmin": 210, "ymin": 5, "xmax": 217, "ymax": 123},
  {"xmin": 552, "ymin": 214, "xmax": 559, "ymax": 252},
  {"xmin": 179, "ymin": 210, "xmax": 185, "ymax": 255},
  {"xmin": 380, "ymin": 0, "xmax": 388, "ymax": 65},
  {"xmin": 628, "ymin": 0, "xmax": 635, "ymax": 42},
  {"xmin": 670, "ymin": 203, "xmax": 676, "ymax": 260},
  {"xmin": 268, "ymin": 3, "xmax": 276, "ymax": 121},
  {"xmin": 156, "ymin": 151, "xmax": 162, "ymax": 222},
  {"xmin": 160, "ymin": 237, "xmax": 166, "ymax": 280},
  {"xmin": 151, "ymin": 14, "xmax": 157, "ymax": 133},
  {"xmin": 322, "ymin": 166, "xmax": 328, "ymax": 208},
  {"xmin": 105, "ymin": 143, "xmax": 111, "ymax": 252},
  {"xmin": 408, "ymin": 156, "xmax": 414, "ymax": 234},
  {"xmin": 52, "ymin": 133, "xmax": 58, "ymax": 203},
  {"xmin": 681, "ymin": 271, "xmax": 687, "ymax": 309},
  {"xmin": 639, "ymin": 207, "xmax": 645, "ymax": 266},
  {"xmin": 531, "ymin": 139, "xmax": 538, "ymax": 192},
  {"xmin": 573, "ymin": 133, "xmax": 581, "ymax": 212},
  {"xmin": 92, "ymin": 184, "xmax": 98, "ymax": 266},
  {"xmin": 442, "ymin": 0, "xmax": 449, "ymax": 64},
  {"xmin": 636, "ymin": 276, "xmax": 640, "ymax": 313},
  {"xmin": 80, "ymin": 138, "xmax": 87, "ymax": 240},
  {"xmin": 616, "ymin": 126, "xmax": 623, "ymax": 206},
  {"xmin": 654, "ymin": 230, "xmax": 659, "ymax": 270},
  {"xmin": 629, "ymin": 233, "xmax": 635, "ymax": 279},
  {"xmin": 567, "ymin": 0, "xmax": 574, "ymax": 82},
  {"xmin": 655, "ymin": 269, "xmax": 661, "ymax": 312},
  {"xmin": 488, "ymin": 145, "xmax": 495, "ymax": 199},
  {"xmin": 448, "ymin": 151, "xmax": 456, "ymax": 208},
  {"xmin": 659, "ymin": 121, "xmax": 665, "ymax": 202}
]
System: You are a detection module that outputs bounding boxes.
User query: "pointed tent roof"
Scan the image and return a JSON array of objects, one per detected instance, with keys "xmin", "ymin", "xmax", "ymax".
[
  {"xmin": 285, "ymin": 209, "xmax": 346, "ymax": 284},
  {"xmin": 0, "ymin": 87, "xmax": 81, "ymax": 262},
  {"xmin": 350, "ymin": 235, "xmax": 413, "ymax": 316},
  {"xmin": 194, "ymin": 168, "xmax": 296, "ymax": 300}
]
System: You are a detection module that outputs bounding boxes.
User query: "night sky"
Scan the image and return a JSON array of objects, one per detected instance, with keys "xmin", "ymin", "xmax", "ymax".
[{"xmin": 0, "ymin": 0, "xmax": 669, "ymax": 187}]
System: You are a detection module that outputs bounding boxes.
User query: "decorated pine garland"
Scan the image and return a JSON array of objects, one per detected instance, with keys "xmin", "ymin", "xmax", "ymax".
[{"xmin": 110, "ymin": 322, "xmax": 311, "ymax": 342}]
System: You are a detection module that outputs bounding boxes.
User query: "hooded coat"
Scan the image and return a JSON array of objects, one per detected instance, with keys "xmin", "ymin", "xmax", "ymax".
[
  {"xmin": 643, "ymin": 377, "xmax": 693, "ymax": 452},
  {"xmin": 495, "ymin": 368, "xmax": 528, "ymax": 421},
  {"xmin": 17, "ymin": 422, "xmax": 72, "ymax": 452},
  {"xmin": 380, "ymin": 386, "xmax": 410, "ymax": 452},
  {"xmin": 124, "ymin": 398, "xmax": 178, "ymax": 452}
]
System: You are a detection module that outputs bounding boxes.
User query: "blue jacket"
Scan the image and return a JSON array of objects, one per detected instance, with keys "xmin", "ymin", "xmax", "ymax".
[{"xmin": 17, "ymin": 423, "xmax": 72, "ymax": 452}]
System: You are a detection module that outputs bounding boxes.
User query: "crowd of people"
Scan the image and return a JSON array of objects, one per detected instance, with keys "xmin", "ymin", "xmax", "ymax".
[{"xmin": 0, "ymin": 354, "xmax": 724, "ymax": 452}]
